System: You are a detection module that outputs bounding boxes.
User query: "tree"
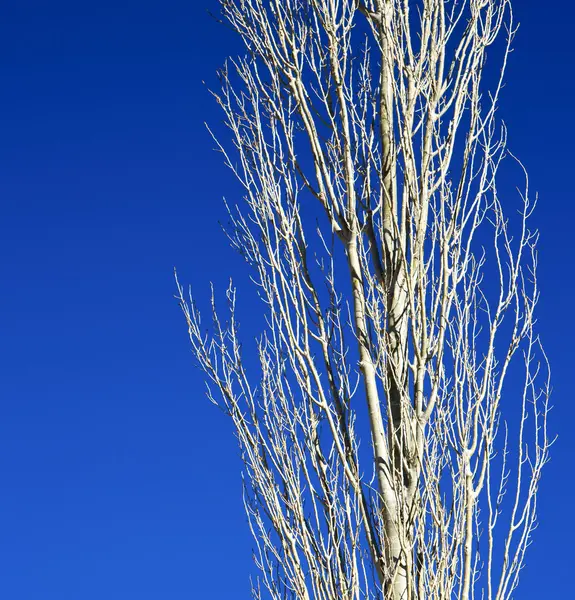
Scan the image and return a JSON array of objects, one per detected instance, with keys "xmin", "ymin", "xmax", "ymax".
[{"xmin": 177, "ymin": 1, "xmax": 552, "ymax": 598}]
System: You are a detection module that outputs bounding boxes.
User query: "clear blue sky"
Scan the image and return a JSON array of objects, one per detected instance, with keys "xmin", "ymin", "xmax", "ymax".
[{"xmin": 0, "ymin": 1, "xmax": 572, "ymax": 598}]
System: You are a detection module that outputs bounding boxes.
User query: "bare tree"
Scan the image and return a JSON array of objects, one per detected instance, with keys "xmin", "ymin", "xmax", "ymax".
[{"xmin": 177, "ymin": 1, "xmax": 552, "ymax": 599}]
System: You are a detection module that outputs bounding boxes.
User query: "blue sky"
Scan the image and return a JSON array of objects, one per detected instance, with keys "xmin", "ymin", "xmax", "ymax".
[{"xmin": 0, "ymin": 1, "xmax": 573, "ymax": 598}]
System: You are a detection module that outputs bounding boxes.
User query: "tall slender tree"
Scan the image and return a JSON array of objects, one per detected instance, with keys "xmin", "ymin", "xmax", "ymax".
[{"xmin": 178, "ymin": 1, "xmax": 551, "ymax": 598}]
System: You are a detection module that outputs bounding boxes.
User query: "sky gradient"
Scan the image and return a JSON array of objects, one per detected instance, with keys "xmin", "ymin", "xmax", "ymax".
[{"xmin": 1, "ymin": 1, "xmax": 573, "ymax": 598}]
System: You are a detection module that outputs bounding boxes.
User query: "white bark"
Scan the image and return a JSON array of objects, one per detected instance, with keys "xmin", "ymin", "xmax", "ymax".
[{"xmin": 178, "ymin": 2, "xmax": 552, "ymax": 599}]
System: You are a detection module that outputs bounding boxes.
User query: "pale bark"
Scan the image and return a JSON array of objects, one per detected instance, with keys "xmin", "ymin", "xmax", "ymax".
[{"xmin": 178, "ymin": 2, "xmax": 552, "ymax": 599}]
